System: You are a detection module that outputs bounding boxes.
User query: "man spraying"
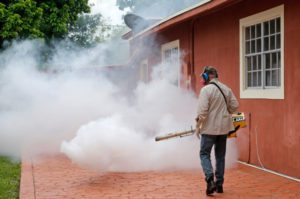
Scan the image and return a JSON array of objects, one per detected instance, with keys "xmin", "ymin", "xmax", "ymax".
[{"xmin": 195, "ymin": 66, "xmax": 239, "ymax": 195}]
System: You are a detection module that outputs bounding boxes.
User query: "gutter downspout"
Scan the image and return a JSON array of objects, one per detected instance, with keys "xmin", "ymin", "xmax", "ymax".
[{"xmin": 189, "ymin": 18, "xmax": 197, "ymax": 92}]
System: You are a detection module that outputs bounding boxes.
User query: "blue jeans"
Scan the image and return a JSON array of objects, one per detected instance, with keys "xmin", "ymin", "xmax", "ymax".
[{"xmin": 200, "ymin": 134, "xmax": 227, "ymax": 185}]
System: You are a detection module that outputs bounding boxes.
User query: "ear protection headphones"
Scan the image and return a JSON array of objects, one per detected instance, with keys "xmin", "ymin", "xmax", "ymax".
[
  {"xmin": 202, "ymin": 72, "xmax": 209, "ymax": 82},
  {"xmin": 201, "ymin": 66, "xmax": 218, "ymax": 82}
]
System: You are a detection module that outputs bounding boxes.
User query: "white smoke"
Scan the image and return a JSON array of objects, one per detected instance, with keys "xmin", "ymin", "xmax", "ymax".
[
  {"xmin": 0, "ymin": 40, "xmax": 125, "ymax": 157},
  {"xmin": 0, "ymin": 39, "xmax": 238, "ymax": 172},
  {"xmin": 0, "ymin": 0, "xmax": 239, "ymax": 170},
  {"xmin": 61, "ymin": 63, "xmax": 202, "ymax": 171}
]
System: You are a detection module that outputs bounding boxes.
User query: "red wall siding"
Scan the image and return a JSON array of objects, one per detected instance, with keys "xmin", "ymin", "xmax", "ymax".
[
  {"xmin": 159, "ymin": 22, "xmax": 191, "ymax": 88},
  {"xmin": 134, "ymin": 21, "xmax": 192, "ymax": 88},
  {"xmin": 193, "ymin": 0, "xmax": 300, "ymax": 178}
]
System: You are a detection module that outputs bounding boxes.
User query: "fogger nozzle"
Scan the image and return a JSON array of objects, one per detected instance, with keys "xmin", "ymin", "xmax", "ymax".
[{"xmin": 155, "ymin": 129, "xmax": 195, "ymax": 142}]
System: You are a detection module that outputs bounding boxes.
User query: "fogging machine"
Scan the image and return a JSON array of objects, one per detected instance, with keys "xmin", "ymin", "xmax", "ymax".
[{"xmin": 155, "ymin": 112, "xmax": 247, "ymax": 142}]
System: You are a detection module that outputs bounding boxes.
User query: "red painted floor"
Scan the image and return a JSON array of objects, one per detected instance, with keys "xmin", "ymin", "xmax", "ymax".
[{"xmin": 20, "ymin": 154, "xmax": 300, "ymax": 199}]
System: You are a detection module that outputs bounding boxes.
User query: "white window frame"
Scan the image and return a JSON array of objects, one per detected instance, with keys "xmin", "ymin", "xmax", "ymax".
[
  {"xmin": 161, "ymin": 40, "xmax": 181, "ymax": 87},
  {"xmin": 239, "ymin": 5, "xmax": 284, "ymax": 99},
  {"xmin": 139, "ymin": 59, "xmax": 149, "ymax": 83}
]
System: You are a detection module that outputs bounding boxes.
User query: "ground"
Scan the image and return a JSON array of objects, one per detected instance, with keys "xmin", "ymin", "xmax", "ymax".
[
  {"xmin": 20, "ymin": 155, "xmax": 300, "ymax": 199},
  {"xmin": 0, "ymin": 156, "xmax": 20, "ymax": 199}
]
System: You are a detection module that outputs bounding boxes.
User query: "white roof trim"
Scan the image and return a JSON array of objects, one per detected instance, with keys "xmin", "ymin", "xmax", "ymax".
[{"xmin": 130, "ymin": 0, "xmax": 212, "ymax": 40}]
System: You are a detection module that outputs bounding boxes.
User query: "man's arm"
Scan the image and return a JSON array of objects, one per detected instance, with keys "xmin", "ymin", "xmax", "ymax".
[
  {"xmin": 227, "ymin": 89, "xmax": 239, "ymax": 114},
  {"xmin": 196, "ymin": 87, "xmax": 210, "ymax": 123}
]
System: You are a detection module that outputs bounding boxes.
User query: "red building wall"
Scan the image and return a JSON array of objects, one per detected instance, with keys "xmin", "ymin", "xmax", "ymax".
[
  {"xmin": 132, "ymin": 0, "xmax": 300, "ymax": 178},
  {"xmin": 130, "ymin": 21, "xmax": 192, "ymax": 86}
]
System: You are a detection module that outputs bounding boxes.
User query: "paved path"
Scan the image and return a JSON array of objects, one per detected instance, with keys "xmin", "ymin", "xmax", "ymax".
[{"xmin": 20, "ymin": 155, "xmax": 300, "ymax": 199}]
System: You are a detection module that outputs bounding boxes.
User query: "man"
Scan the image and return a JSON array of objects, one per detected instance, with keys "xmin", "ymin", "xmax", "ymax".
[{"xmin": 195, "ymin": 66, "xmax": 239, "ymax": 196}]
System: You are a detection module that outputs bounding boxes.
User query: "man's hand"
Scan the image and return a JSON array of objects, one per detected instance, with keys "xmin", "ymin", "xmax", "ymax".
[{"xmin": 196, "ymin": 127, "xmax": 201, "ymax": 139}]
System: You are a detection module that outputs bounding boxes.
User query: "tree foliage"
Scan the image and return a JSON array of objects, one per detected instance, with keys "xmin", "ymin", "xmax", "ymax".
[
  {"xmin": 0, "ymin": 0, "xmax": 90, "ymax": 47},
  {"xmin": 68, "ymin": 13, "xmax": 126, "ymax": 47},
  {"xmin": 68, "ymin": 14, "xmax": 105, "ymax": 47},
  {"xmin": 0, "ymin": 0, "xmax": 43, "ymax": 40},
  {"xmin": 116, "ymin": 0, "xmax": 149, "ymax": 11}
]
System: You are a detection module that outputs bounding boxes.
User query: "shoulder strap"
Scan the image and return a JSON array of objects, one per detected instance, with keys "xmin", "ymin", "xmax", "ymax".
[{"xmin": 209, "ymin": 82, "xmax": 228, "ymax": 107}]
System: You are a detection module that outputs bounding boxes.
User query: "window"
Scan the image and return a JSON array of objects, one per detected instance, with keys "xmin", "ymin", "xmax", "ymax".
[
  {"xmin": 139, "ymin": 59, "xmax": 149, "ymax": 83},
  {"xmin": 161, "ymin": 40, "xmax": 181, "ymax": 86},
  {"xmin": 240, "ymin": 5, "xmax": 284, "ymax": 99}
]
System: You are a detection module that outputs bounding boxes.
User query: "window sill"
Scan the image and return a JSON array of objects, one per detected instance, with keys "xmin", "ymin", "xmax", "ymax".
[{"xmin": 240, "ymin": 87, "xmax": 284, "ymax": 99}]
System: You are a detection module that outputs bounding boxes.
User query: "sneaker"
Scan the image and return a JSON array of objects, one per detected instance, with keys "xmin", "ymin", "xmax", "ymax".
[{"xmin": 206, "ymin": 177, "xmax": 216, "ymax": 196}]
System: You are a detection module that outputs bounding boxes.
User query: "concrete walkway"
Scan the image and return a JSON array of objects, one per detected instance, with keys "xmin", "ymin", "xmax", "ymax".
[{"xmin": 20, "ymin": 155, "xmax": 300, "ymax": 199}]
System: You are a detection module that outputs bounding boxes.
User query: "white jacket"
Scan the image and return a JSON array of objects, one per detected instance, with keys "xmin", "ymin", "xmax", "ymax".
[{"xmin": 197, "ymin": 79, "xmax": 239, "ymax": 135}]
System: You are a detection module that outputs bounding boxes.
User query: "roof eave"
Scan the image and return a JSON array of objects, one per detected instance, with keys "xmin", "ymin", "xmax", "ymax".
[
  {"xmin": 122, "ymin": 31, "xmax": 133, "ymax": 40},
  {"xmin": 130, "ymin": 0, "xmax": 240, "ymax": 40}
]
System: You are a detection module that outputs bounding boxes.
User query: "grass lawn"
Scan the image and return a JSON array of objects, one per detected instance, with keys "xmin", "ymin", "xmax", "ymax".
[{"xmin": 0, "ymin": 156, "xmax": 20, "ymax": 199}]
